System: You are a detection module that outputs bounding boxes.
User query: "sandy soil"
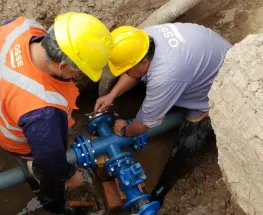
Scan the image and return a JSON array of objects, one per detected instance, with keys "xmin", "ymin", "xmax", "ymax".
[{"xmin": 1, "ymin": 0, "xmax": 263, "ymax": 214}]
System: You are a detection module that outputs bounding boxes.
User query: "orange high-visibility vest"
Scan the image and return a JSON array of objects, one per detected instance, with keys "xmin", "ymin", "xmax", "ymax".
[{"xmin": 0, "ymin": 17, "xmax": 79, "ymax": 155}]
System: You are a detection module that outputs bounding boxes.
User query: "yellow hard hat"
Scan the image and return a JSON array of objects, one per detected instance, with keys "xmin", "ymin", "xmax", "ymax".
[
  {"xmin": 54, "ymin": 12, "xmax": 114, "ymax": 82},
  {"xmin": 108, "ymin": 26, "xmax": 150, "ymax": 77}
]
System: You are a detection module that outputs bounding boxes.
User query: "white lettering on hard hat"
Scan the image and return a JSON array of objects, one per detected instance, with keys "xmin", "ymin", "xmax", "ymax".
[
  {"xmin": 152, "ymin": 24, "xmax": 186, "ymax": 48},
  {"xmin": 14, "ymin": 44, "xmax": 24, "ymax": 67}
]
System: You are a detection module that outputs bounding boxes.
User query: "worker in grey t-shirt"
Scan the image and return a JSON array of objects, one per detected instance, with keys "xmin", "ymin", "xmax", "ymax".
[{"xmin": 94, "ymin": 23, "xmax": 232, "ymax": 206}]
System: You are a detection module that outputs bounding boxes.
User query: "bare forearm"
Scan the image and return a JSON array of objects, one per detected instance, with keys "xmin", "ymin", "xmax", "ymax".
[
  {"xmin": 126, "ymin": 119, "xmax": 149, "ymax": 137},
  {"xmin": 109, "ymin": 74, "xmax": 138, "ymax": 98}
]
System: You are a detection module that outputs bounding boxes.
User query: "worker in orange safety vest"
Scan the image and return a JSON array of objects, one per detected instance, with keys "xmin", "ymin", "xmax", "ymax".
[{"xmin": 0, "ymin": 12, "xmax": 113, "ymax": 214}]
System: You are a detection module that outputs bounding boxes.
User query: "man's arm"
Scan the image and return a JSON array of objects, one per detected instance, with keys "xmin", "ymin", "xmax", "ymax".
[
  {"xmin": 114, "ymin": 118, "xmax": 149, "ymax": 137},
  {"xmin": 95, "ymin": 74, "xmax": 139, "ymax": 112},
  {"xmin": 114, "ymin": 80, "xmax": 188, "ymax": 136},
  {"xmin": 109, "ymin": 73, "xmax": 139, "ymax": 98},
  {"xmin": 18, "ymin": 107, "xmax": 76, "ymax": 181}
]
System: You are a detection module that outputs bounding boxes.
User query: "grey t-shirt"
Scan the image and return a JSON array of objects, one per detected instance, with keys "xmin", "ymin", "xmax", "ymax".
[{"xmin": 136, "ymin": 23, "xmax": 232, "ymax": 128}]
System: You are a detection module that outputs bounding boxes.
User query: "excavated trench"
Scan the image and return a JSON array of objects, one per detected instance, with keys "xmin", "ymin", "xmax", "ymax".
[{"xmin": 1, "ymin": 0, "xmax": 263, "ymax": 214}]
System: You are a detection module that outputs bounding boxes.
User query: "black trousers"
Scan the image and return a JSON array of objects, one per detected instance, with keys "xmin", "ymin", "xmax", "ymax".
[
  {"xmin": 16, "ymin": 158, "xmax": 68, "ymax": 214},
  {"xmin": 150, "ymin": 114, "xmax": 213, "ymax": 205}
]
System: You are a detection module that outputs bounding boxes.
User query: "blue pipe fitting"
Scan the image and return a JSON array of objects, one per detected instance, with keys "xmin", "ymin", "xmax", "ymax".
[
  {"xmin": 71, "ymin": 112, "xmax": 160, "ymax": 214},
  {"xmin": 87, "ymin": 113, "xmax": 115, "ymax": 136},
  {"xmin": 71, "ymin": 135, "xmax": 91, "ymax": 168},
  {"xmin": 138, "ymin": 201, "xmax": 160, "ymax": 215},
  {"xmin": 127, "ymin": 119, "xmax": 148, "ymax": 151},
  {"xmin": 132, "ymin": 133, "xmax": 148, "ymax": 151},
  {"xmin": 104, "ymin": 153, "xmax": 151, "ymax": 209}
]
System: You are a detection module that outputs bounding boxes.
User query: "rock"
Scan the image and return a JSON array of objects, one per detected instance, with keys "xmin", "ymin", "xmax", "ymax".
[
  {"xmin": 220, "ymin": 200, "xmax": 227, "ymax": 208},
  {"xmin": 221, "ymin": 200, "xmax": 227, "ymax": 207},
  {"xmin": 209, "ymin": 33, "xmax": 263, "ymax": 215}
]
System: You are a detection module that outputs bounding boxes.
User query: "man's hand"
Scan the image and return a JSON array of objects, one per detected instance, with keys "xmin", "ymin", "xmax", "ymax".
[
  {"xmin": 65, "ymin": 170, "xmax": 83, "ymax": 190},
  {"xmin": 113, "ymin": 119, "xmax": 128, "ymax": 136},
  {"xmin": 114, "ymin": 119, "xmax": 149, "ymax": 137},
  {"xmin": 94, "ymin": 94, "xmax": 115, "ymax": 113},
  {"xmin": 94, "ymin": 74, "xmax": 139, "ymax": 113}
]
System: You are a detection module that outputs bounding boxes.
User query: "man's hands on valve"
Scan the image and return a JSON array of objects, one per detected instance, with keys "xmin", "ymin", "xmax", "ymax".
[
  {"xmin": 94, "ymin": 94, "xmax": 115, "ymax": 113},
  {"xmin": 113, "ymin": 119, "xmax": 149, "ymax": 137},
  {"xmin": 94, "ymin": 93, "xmax": 149, "ymax": 137}
]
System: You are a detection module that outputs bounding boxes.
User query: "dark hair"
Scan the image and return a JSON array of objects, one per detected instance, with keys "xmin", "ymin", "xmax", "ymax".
[
  {"xmin": 41, "ymin": 25, "xmax": 79, "ymax": 70},
  {"xmin": 140, "ymin": 37, "xmax": 155, "ymax": 62}
]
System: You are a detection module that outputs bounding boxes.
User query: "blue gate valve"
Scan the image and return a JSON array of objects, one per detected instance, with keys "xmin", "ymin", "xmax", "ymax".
[{"xmin": 71, "ymin": 111, "xmax": 160, "ymax": 214}]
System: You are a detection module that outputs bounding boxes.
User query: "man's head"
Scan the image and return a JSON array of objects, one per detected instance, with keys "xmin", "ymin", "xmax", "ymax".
[
  {"xmin": 108, "ymin": 26, "xmax": 155, "ymax": 79},
  {"xmin": 41, "ymin": 12, "xmax": 114, "ymax": 81},
  {"xmin": 41, "ymin": 25, "xmax": 80, "ymax": 80}
]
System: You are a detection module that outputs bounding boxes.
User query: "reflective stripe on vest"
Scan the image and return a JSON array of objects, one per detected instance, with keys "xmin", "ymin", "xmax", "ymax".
[
  {"xmin": 0, "ymin": 100, "xmax": 22, "ymax": 131},
  {"xmin": 0, "ymin": 19, "xmax": 68, "ymax": 142},
  {"xmin": 0, "ymin": 126, "xmax": 27, "ymax": 142}
]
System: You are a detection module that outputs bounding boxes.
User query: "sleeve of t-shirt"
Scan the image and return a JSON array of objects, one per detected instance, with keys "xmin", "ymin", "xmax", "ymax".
[
  {"xmin": 136, "ymin": 80, "xmax": 188, "ymax": 128},
  {"xmin": 18, "ymin": 107, "xmax": 76, "ymax": 182}
]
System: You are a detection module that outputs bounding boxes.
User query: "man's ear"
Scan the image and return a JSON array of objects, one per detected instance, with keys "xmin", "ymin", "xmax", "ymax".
[
  {"xmin": 142, "ymin": 58, "xmax": 151, "ymax": 68},
  {"xmin": 58, "ymin": 61, "xmax": 68, "ymax": 73}
]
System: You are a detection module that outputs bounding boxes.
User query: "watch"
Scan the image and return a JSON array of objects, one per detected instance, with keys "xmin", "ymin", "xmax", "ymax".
[{"xmin": 120, "ymin": 126, "xmax": 127, "ymax": 137}]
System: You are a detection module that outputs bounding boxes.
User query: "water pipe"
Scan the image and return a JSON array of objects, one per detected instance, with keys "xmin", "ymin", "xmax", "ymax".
[{"xmin": 0, "ymin": 110, "xmax": 185, "ymax": 214}]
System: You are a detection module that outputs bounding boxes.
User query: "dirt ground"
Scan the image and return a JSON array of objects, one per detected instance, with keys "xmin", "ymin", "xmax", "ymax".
[{"xmin": 1, "ymin": 0, "xmax": 263, "ymax": 214}]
